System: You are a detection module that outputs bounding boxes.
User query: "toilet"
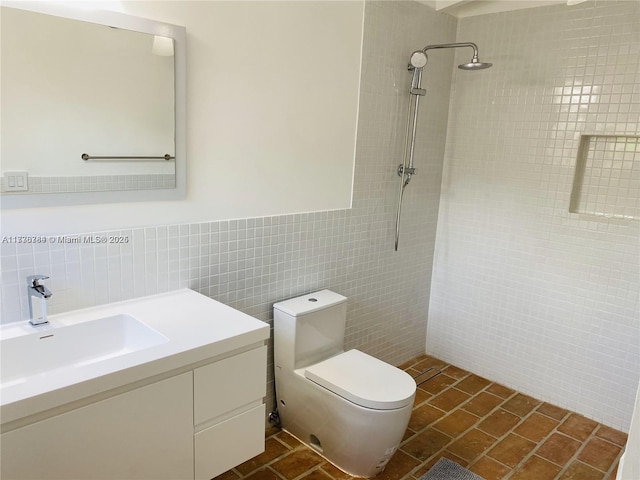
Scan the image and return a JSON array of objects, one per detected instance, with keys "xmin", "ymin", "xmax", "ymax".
[{"xmin": 273, "ymin": 290, "xmax": 416, "ymax": 477}]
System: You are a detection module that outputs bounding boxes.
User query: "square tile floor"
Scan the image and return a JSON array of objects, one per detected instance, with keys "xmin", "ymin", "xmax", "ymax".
[{"xmin": 216, "ymin": 355, "xmax": 628, "ymax": 480}]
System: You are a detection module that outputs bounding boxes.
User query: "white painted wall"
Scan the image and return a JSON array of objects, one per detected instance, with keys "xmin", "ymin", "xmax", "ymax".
[{"xmin": 1, "ymin": 1, "xmax": 363, "ymax": 235}]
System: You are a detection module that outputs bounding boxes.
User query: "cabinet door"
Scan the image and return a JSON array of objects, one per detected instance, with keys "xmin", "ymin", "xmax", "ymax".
[
  {"xmin": 1, "ymin": 373, "xmax": 194, "ymax": 480},
  {"xmin": 195, "ymin": 404, "xmax": 266, "ymax": 480}
]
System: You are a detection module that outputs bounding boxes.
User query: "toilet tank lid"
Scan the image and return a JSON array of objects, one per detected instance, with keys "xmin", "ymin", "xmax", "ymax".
[{"xmin": 274, "ymin": 290, "xmax": 347, "ymax": 317}]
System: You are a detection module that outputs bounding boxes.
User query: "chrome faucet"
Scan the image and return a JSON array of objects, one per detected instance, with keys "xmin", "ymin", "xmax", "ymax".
[{"xmin": 27, "ymin": 275, "xmax": 52, "ymax": 326}]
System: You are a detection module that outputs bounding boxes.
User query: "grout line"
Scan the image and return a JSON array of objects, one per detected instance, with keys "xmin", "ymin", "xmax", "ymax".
[
  {"xmin": 495, "ymin": 403, "xmax": 579, "ymax": 479},
  {"xmin": 553, "ymin": 427, "xmax": 624, "ymax": 480},
  {"xmin": 465, "ymin": 395, "xmax": 539, "ymax": 476},
  {"xmin": 232, "ymin": 431, "xmax": 309, "ymax": 480},
  {"xmin": 500, "ymin": 430, "xmax": 556, "ymax": 479},
  {"xmin": 499, "ymin": 412, "xmax": 621, "ymax": 480},
  {"xmin": 401, "ymin": 371, "xmax": 519, "ymax": 469},
  {"xmin": 603, "ymin": 443, "xmax": 626, "ymax": 480}
]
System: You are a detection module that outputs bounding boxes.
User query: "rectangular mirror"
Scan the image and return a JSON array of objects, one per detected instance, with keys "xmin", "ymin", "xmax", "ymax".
[{"xmin": 1, "ymin": 3, "xmax": 186, "ymax": 208}]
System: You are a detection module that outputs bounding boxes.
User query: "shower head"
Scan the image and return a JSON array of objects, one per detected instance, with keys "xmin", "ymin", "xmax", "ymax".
[
  {"xmin": 458, "ymin": 55, "xmax": 493, "ymax": 70},
  {"xmin": 422, "ymin": 42, "xmax": 492, "ymax": 71},
  {"xmin": 409, "ymin": 50, "xmax": 428, "ymax": 69}
]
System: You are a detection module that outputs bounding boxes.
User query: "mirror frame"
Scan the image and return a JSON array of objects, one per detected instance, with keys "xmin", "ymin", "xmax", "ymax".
[{"xmin": 1, "ymin": 2, "xmax": 186, "ymax": 209}]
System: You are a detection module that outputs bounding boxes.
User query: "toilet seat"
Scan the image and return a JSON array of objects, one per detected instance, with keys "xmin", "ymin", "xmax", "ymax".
[{"xmin": 304, "ymin": 349, "xmax": 416, "ymax": 410}]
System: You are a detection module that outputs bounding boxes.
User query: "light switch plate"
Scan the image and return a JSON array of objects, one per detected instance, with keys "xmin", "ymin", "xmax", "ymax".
[{"xmin": 3, "ymin": 171, "xmax": 29, "ymax": 192}]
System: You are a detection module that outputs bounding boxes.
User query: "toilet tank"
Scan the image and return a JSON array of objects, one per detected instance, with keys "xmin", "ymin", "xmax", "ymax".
[{"xmin": 274, "ymin": 290, "xmax": 347, "ymax": 370}]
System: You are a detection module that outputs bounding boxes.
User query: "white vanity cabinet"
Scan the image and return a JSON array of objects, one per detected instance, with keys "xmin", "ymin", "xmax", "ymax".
[
  {"xmin": 194, "ymin": 346, "xmax": 268, "ymax": 480},
  {"xmin": 1, "ymin": 344, "xmax": 268, "ymax": 480},
  {"xmin": 1, "ymin": 373, "xmax": 194, "ymax": 480}
]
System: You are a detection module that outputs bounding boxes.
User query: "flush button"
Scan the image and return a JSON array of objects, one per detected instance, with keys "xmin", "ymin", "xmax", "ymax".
[{"xmin": 308, "ymin": 298, "xmax": 317, "ymax": 302}]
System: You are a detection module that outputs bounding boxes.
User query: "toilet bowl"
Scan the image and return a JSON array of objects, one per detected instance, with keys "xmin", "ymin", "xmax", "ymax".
[{"xmin": 273, "ymin": 290, "xmax": 416, "ymax": 477}]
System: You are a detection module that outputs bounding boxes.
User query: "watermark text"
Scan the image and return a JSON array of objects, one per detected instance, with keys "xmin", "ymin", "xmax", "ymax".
[{"xmin": 2, "ymin": 235, "xmax": 130, "ymax": 244}]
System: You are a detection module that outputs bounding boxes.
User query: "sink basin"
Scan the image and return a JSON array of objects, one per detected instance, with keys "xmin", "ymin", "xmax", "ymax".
[
  {"xmin": 1, "ymin": 314, "xmax": 168, "ymax": 387},
  {"xmin": 0, "ymin": 289, "xmax": 271, "ymax": 427}
]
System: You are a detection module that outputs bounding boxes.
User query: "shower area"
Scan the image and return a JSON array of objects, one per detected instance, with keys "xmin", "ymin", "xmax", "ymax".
[
  {"xmin": 395, "ymin": 42, "xmax": 491, "ymax": 250},
  {"xmin": 356, "ymin": 0, "xmax": 640, "ymax": 433}
]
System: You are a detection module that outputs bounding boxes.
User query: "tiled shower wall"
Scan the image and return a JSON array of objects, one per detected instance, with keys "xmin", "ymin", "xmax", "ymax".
[
  {"xmin": 429, "ymin": 0, "xmax": 639, "ymax": 431},
  {"xmin": 0, "ymin": 2, "xmax": 456, "ymax": 417}
]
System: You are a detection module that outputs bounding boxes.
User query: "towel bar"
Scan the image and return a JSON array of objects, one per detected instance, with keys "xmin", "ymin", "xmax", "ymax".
[{"xmin": 82, "ymin": 153, "xmax": 174, "ymax": 161}]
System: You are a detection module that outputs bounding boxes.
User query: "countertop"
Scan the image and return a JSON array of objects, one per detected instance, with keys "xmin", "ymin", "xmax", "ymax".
[{"xmin": 0, "ymin": 289, "xmax": 270, "ymax": 426}]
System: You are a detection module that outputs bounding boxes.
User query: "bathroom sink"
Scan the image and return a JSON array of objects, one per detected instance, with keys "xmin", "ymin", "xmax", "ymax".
[
  {"xmin": 0, "ymin": 314, "xmax": 168, "ymax": 387},
  {"xmin": 0, "ymin": 289, "xmax": 270, "ymax": 426}
]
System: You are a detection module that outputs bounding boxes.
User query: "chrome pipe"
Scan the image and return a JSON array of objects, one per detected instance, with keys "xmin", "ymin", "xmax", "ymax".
[
  {"xmin": 395, "ymin": 67, "xmax": 424, "ymax": 251},
  {"xmin": 407, "ymin": 69, "xmax": 423, "ymax": 171},
  {"xmin": 394, "ymin": 180, "xmax": 407, "ymax": 251},
  {"xmin": 423, "ymin": 42, "xmax": 492, "ymax": 70},
  {"xmin": 423, "ymin": 42, "xmax": 479, "ymax": 57}
]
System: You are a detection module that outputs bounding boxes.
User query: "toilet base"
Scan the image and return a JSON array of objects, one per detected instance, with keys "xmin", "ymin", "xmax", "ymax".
[
  {"xmin": 279, "ymin": 428, "xmax": 375, "ymax": 478},
  {"xmin": 275, "ymin": 371, "xmax": 414, "ymax": 478}
]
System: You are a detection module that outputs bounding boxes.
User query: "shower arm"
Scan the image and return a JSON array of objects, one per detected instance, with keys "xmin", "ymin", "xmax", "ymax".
[{"xmin": 423, "ymin": 42, "xmax": 479, "ymax": 57}]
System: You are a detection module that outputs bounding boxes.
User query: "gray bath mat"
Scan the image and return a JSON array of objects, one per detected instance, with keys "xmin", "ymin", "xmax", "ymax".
[{"xmin": 420, "ymin": 458, "xmax": 486, "ymax": 480}]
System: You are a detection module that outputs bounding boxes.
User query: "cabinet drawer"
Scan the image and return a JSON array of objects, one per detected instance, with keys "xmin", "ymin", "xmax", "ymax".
[
  {"xmin": 194, "ymin": 345, "xmax": 267, "ymax": 425},
  {"xmin": 194, "ymin": 404, "xmax": 265, "ymax": 480}
]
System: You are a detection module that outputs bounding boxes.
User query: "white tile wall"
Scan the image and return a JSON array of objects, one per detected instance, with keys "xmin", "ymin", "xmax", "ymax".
[
  {"xmin": 0, "ymin": 1, "xmax": 455, "ymax": 419},
  {"xmin": 12, "ymin": 174, "xmax": 176, "ymax": 193},
  {"xmin": 429, "ymin": 0, "xmax": 640, "ymax": 431}
]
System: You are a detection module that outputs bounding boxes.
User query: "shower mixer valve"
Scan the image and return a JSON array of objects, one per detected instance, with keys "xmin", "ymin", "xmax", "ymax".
[{"xmin": 397, "ymin": 165, "xmax": 417, "ymax": 177}]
